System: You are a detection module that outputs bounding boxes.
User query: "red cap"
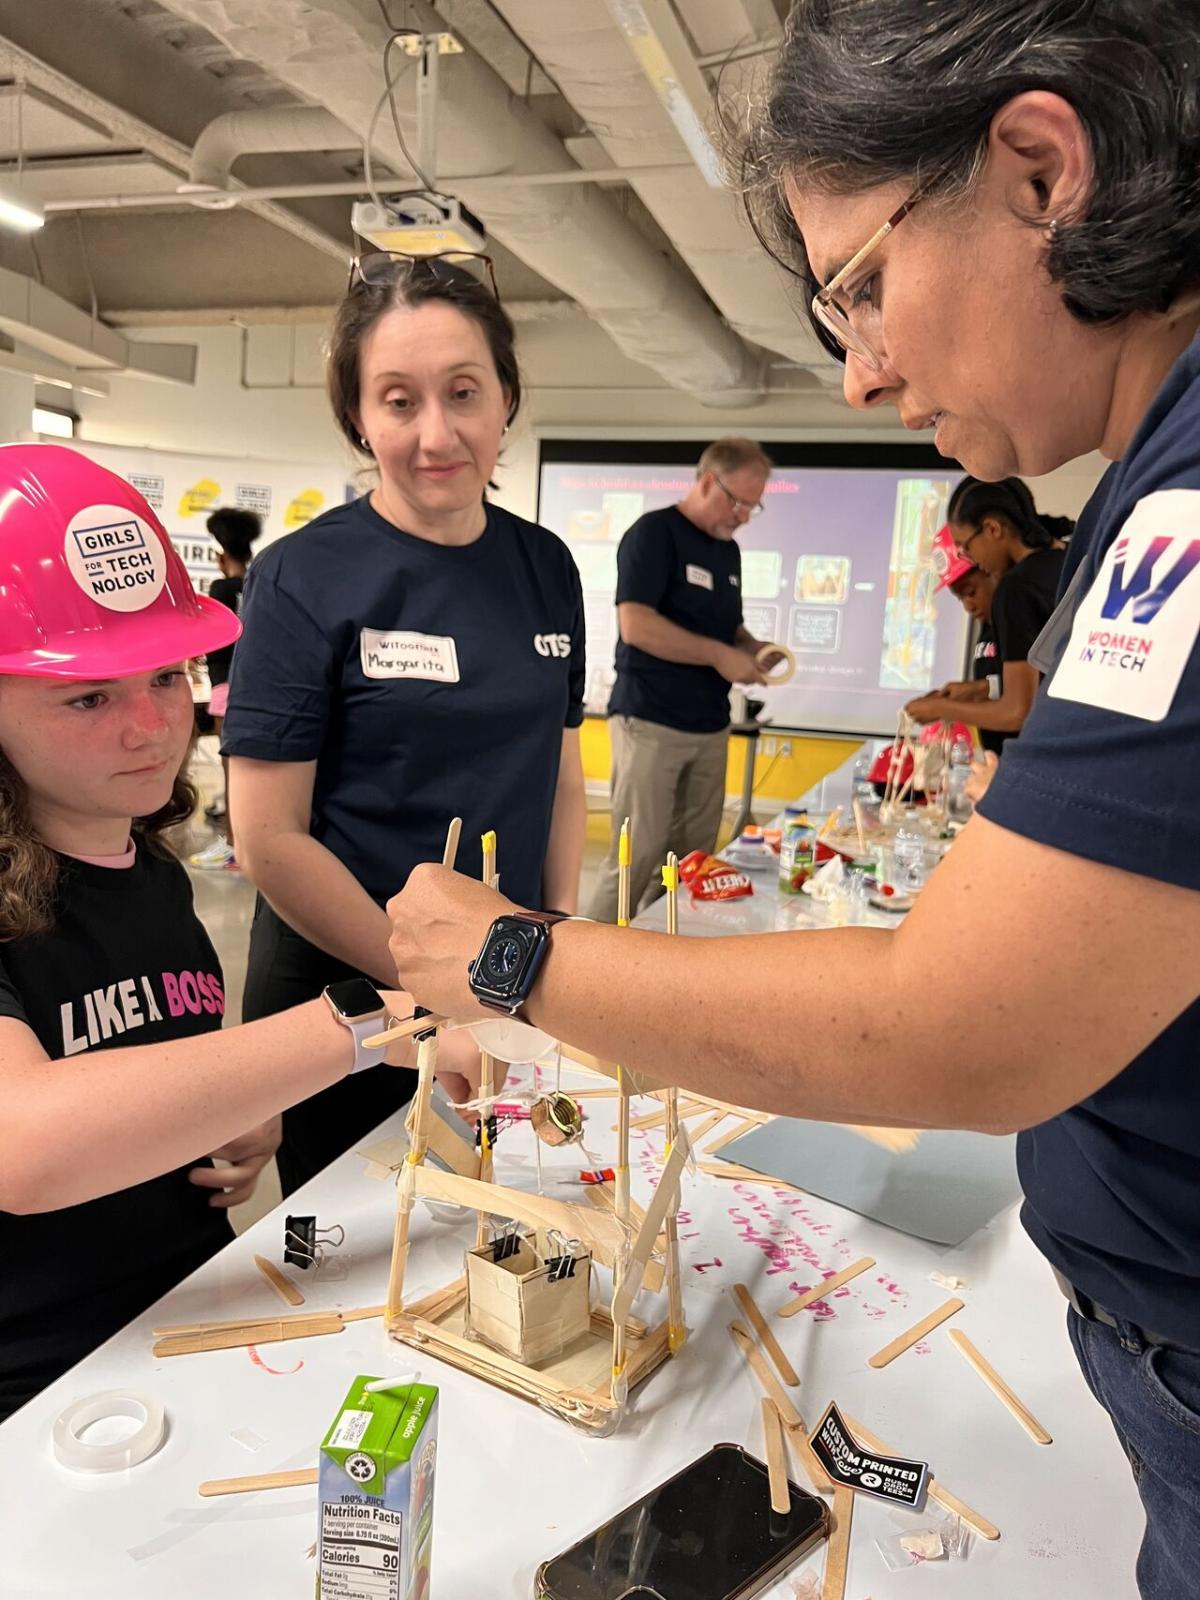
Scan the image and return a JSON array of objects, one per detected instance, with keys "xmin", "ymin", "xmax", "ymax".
[{"xmin": 930, "ymin": 524, "xmax": 976, "ymax": 592}]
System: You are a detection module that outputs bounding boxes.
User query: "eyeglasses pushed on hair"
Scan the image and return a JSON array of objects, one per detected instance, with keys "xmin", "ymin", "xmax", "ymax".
[{"xmin": 347, "ymin": 249, "xmax": 499, "ymax": 300}]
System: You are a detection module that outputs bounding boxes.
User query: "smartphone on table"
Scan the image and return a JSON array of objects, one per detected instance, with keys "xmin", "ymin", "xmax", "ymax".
[{"xmin": 535, "ymin": 1442, "xmax": 829, "ymax": 1600}]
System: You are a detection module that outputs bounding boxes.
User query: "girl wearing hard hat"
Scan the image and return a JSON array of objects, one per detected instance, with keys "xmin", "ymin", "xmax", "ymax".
[{"xmin": 0, "ymin": 445, "xmax": 462, "ymax": 1421}]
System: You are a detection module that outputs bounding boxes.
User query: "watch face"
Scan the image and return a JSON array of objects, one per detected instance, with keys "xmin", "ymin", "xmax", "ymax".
[
  {"xmin": 485, "ymin": 935, "xmax": 525, "ymax": 982},
  {"xmin": 326, "ymin": 977, "xmax": 384, "ymax": 1022}
]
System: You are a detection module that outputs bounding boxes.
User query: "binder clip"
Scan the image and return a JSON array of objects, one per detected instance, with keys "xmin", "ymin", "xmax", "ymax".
[
  {"xmin": 475, "ymin": 1111, "xmax": 499, "ymax": 1152},
  {"xmin": 490, "ymin": 1217, "xmax": 523, "ymax": 1264},
  {"xmin": 283, "ymin": 1215, "xmax": 345, "ymax": 1271},
  {"xmin": 543, "ymin": 1229, "xmax": 582, "ymax": 1283}
]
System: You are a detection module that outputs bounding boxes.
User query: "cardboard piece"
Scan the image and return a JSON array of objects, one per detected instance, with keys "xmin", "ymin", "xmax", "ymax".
[{"xmin": 723, "ymin": 1118, "xmax": 1020, "ymax": 1247}]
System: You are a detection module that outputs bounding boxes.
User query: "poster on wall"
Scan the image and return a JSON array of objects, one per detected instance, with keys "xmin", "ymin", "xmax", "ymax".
[
  {"xmin": 538, "ymin": 448, "xmax": 968, "ymax": 737},
  {"xmin": 74, "ymin": 440, "xmax": 351, "ymax": 598}
]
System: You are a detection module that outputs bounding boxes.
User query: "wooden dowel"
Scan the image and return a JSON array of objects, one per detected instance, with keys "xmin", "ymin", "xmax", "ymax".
[
  {"xmin": 662, "ymin": 851, "xmax": 686, "ymax": 1356},
  {"xmin": 868, "ymin": 1297, "xmax": 964, "ymax": 1368},
  {"xmin": 838, "ymin": 1411, "xmax": 999, "ymax": 1540},
  {"xmin": 733, "ymin": 1284, "xmax": 799, "ymax": 1387},
  {"xmin": 199, "ymin": 1467, "xmax": 318, "ymax": 1498},
  {"xmin": 948, "ymin": 1329, "xmax": 1053, "ymax": 1445},
  {"xmin": 729, "ymin": 1321, "xmax": 804, "ymax": 1431},
  {"xmin": 762, "ymin": 1398, "xmax": 790, "ymax": 1514},
  {"xmin": 254, "ymin": 1254, "xmax": 304, "ymax": 1308},
  {"xmin": 822, "ymin": 1486, "xmax": 853, "ymax": 1600},
  {"xmin": 386, "ymin": 1025, "xmax": 439, "ymax": 1323},
  {"xmin": 778, "ymin": 1257, "xmax": 875, "ymax": 1319}
]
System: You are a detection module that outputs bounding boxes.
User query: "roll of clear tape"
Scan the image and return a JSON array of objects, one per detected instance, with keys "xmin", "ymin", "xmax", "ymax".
[
  {"xmin": 467, "ymin": 1017, "xmax": 558, "ymax": 1065},
  {"xmin": 53, "ymin": 1390, "xmax": 166, "ymax": 1473}
]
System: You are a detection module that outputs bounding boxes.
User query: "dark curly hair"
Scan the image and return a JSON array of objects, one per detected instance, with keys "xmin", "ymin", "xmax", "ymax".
[
  {"xmin": 949, "ymin": 476, "xmax": 1075, "ymax": 551},
  {"xmin": 206, "ymin": 507, "xmax": 261, "ymax": 566},
  {"xmin": 732, "ymin": 0, "xmax": 1200, "ymax": 362}
]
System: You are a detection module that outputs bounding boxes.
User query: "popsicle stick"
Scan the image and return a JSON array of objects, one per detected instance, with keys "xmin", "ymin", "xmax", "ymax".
[
  {"xmin": 154, "ymin": 1313, "xmax": 344, "ymax": 1356},
  {"xmin": 778, "ymin": 1257, "xmax": 876, "ymax": 1318},
  {"xmin": 733, "ymin": 1283, "xmax": 799, "ymax": 1387},
  {"xmin": 703, "ymin": 1116, "xmax": 761, "ymax": 1154},
  {"xmin": 839, "ymin": 1411, "xmax": 999, "ymax": 1540},
  {"xmin": 386, "ymin": 1025, "xmax": 439, "ymax": 1320},
  {"xmin": 868, "ymin": 1297, "xmax": 963, "ymax": 1368},
  {"xmin": 442, "ymin": 815, "xmax": 462, "ymax": 869},
  {"xmin": 363, "ymin": 1010, "xmax": 450, "ymax": 1050},
  {"xmin": 762, "ymin": 1398, "xmax": 790, "ymax": 1514},
  {"xmin": 700, "ymin": 1160, "xmax": 800, "ymax": 1189},
  {"xmin": 948, "ymin": 1329, "xmax": 1053, "ymax": 1445},
  {"xmin": 729, "ymin": 1321, "xmax": 804, "ymax": 1432},
  {"xmin": 199, "ymin": 1467, "xmax": 318, "ymax": 1498},
  {"xmin": 254, "ymin": 1254, "xmax": 304, "ymax": 1308},
  {"xmin": 689, "ymin": 1109, "xmax": 729, "ymax": 1146},
  {"xmin": 780, "ymin": 1410, "xmax": 835, "ymax": 1497},
  {"xmin": 822, "ymin": 1486, "xmax": 854, "ymax": 1600},
  {"xmin": 853, "ymin": 799, "xmax": 867, "ymax": 855}
]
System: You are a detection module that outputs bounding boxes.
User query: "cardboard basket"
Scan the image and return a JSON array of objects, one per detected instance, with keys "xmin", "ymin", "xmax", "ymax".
[{"xmin": 464, "ymin": 1229, "xmax": 591, "ymax": 1365}]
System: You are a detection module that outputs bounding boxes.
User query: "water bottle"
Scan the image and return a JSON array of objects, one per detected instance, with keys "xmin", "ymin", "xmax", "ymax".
[
  {"xmin": 849, "ymin": 749, "xmax": 874, "ymax": 809},
  {"xmin": 947, "ymin": 737, "xmax": 973, "ymax": 821},
  {"xmin": 892, "ymin": 807, "xmax": 928, "ymax": 892}
]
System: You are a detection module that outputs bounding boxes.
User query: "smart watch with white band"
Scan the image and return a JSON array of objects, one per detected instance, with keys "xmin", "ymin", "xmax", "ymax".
[{"xmin": 322, "ymin": 978, "xmax": 391, "ymax": 1074}]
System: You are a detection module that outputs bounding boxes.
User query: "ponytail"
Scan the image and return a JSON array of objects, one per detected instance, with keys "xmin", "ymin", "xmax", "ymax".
[{"xmin": 949, "ymin": 477, "xmax": 1066, "ymax": 551}]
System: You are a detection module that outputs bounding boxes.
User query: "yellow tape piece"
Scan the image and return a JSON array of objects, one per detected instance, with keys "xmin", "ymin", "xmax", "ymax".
[
  {"xmin": 480, "ymin": 829, "xmax": 496, "ymax": 854},
  {"xmin": 661, "ymin": 863, "xmax": 678, "ymax": 891},
  {"xmin": 618, "ymin": 832, "xmax": 632, "ymax": 868},
  {"xmin": 668, "ymin": 1326, "xmax": 687, "ymax": 1355}
]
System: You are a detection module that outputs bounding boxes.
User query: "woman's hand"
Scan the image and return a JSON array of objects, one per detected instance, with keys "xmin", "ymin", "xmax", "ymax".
[
  {"xmin": 387, "ymin": 866, "xmax": 513, "ymax": 1020},
  {"xmin": 190, "ymin": 1116, "xmax": 281, "ymax": 1208},
  {"xmin": 904, "ymin": 689, "xmax": 951, "ymax": 722}
]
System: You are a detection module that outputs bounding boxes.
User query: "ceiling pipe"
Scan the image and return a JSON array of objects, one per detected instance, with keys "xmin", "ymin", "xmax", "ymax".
[{"xmin": 186, "ymin": 106, "xmax": 359, "ymax": 200}]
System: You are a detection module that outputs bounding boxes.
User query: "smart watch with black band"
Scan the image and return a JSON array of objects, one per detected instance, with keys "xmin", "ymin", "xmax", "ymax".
[{"xmin": 468, "ymin": 910, "xmax": 572, "ymax": 1016}]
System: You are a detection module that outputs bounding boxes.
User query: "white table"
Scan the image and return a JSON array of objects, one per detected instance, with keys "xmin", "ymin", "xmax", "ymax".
[{"xmin": 1, "ymin": 871, "xmax": 1141, "ymax": 1598}]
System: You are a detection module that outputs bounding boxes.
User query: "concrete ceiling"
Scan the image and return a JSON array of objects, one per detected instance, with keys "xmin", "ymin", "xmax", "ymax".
[{"xmin": 0, "ymin": 0, "xmax": 863, "ymax": 419}]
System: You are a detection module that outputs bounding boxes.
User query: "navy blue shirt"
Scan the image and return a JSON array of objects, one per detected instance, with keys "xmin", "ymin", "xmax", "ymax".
[
  {"xmin": 608, "ymin": 505, "xmax": 743, "ymax": 734},
  {"xmin": 981, "ymin": 336, "xmax": 1200, "ymax": 1346},
  {"xmin": 221, "ymin": 497, "xmax": 584, "ymax": 907}
]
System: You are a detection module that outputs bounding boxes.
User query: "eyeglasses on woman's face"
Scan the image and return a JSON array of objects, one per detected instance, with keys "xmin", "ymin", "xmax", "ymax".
[{"xmin": 811, "ymin": 193, "xmax": 921, "ymax": 372}]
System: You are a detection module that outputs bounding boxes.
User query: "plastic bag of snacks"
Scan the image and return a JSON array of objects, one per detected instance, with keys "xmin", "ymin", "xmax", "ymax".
[{"xmin": 678, "ymin": 850, "xmax": 754, "ymax": 901}]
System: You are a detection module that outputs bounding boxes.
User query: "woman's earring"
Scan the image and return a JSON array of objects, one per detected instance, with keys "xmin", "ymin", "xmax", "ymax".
[
  {"xmin": 1045, "ymin": 218, "xmax": 1060, "ymax": 243},
  {"xmin": 359, "ymin": 435, "xmax": 372, "ymax": 452}
]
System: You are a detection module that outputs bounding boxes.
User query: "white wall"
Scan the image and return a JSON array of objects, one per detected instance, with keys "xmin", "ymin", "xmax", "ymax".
[{"xmin": 63, "ymin": 319, "xmax": 1109, "ymax": 524}]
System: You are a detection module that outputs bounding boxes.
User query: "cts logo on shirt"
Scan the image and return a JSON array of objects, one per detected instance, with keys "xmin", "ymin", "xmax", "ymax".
[
  {"xmin": 1050, "ymin": 489, "xmax": 1200, "ymax": 721},
  {"xmin": 534, "ymin": 633, "xmax": 572, "ymax": 658}
]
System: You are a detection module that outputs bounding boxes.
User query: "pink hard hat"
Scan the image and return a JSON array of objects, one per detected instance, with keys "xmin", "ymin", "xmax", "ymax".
[
  {"xmin": 930, "ymin": 524, "xmax": 976, "ymax": 592},
  {"xmin": 0, "ymin": 443, "xmax": 241, "ymax": 678}
]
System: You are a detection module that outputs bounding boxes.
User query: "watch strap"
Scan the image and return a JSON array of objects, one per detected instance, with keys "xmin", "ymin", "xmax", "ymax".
[{"xmin": 344, "ymin": 1014, "xmax": 387, "ymax": 1074}]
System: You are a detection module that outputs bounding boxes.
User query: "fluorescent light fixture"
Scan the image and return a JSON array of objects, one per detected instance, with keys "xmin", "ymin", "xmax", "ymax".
[
  {"xmin": 32, "ymin": 405, "xmax": 75, "ymax": 438},
  {"xmin": 0, "ymin": 177, "xmax": 44, "ymax": 233},
  {"xmin": 604, "ymin": 0, "xmax": 725, "ymax": 188}
]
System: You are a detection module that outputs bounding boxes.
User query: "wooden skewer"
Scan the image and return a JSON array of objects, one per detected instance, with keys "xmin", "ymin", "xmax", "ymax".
[
  {"xmin": 199, "ymin": 1467, "xmax": 317, "ymax": 1498},
  {"xmin": 762, "ymin": 1398, "xmax": 790, "ymax": 1514},
  {"xmin": 868, "ymin": 1297, "xmax": 964, "ymax": 1368},
  {"xmin": 729, "ymin": 1321, "xmax": 804, "ymax": 1432},
  {"xmin": 852, "ymin": 798, "xmax": 867, "ymax": 856},
  {"xmin": 948, "ymin": 1330, "xmax": 1053, "ymax": 1445},
  {"xmin": 839, "ymin": 1411, "xmax": 1000, "ymax": 1540},
  {"xmin": 778, "ymin": 1257, "xmax": 875, "ymax": 1319},
  {"xmin": 612, "ymin": 815, "xmax": 634, "ymax": 1392},
  {"xmin": 254, "ymin": 1254, "xmax": 304, "ymax": 1308},
  {"xmin": 733, "ymin": 1283, "xmax": 799, "ymax": 1387},
  {"xmin": 662, "ymin": 853, "xmax": 686, "ymax": 1357},
  {"xmin": 475, "ymin": 829, "xmax": 498, "ymax": 1250},
  {"xmin": 822, "ymin": 1486, "xmax": 854, "ymax": 1600}
]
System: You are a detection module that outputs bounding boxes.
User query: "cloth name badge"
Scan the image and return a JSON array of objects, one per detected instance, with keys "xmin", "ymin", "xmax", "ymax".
[
  {"xmin": 1049, "ymin": 490, "xmax": 1200, "ymax": 721},
  {"xmin": 360, "ymin": 628, "xmax": 460, "ymax": 683},
  {"xmin": 685, "ymin": 564, "xmax": 714, "ymax": 590}
]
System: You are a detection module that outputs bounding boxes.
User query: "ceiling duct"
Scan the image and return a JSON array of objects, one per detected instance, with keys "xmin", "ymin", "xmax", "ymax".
[
  {"xmin": 150, "ymin": 0, "xmax": 765, "ymax": 407},
  {"xmin": 0, "ymin": 264, "xmax": 195, "ymax": 383},
  {"xmin": 488, "ymin": 0, "xmax": 839, "ymax": 384},
  {"xmin": 186, "ymin": 106, "xmax": 360, "ymax": 198}
]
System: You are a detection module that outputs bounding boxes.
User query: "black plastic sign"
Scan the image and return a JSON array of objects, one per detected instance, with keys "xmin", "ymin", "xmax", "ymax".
[{"xmin": 811, "ymin": 1403, "xmax": 930, "ymax": 1509}]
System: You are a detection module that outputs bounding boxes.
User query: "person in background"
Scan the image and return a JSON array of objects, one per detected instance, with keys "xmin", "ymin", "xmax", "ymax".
[
  {"xmin": 907, "ymin": 478, "xmax": 1071, "ymax": 737},
  {"xmin": 0, "ymin": 445, "xmax": 432, "ymax": 1422},
  {"xmin": 387, "ymin": 5, "xmax": 1200, "ymax": 1592},
  {"xmin": 189, "ymin": 507, "xmax": 260, "ymax": 871},
  {"xmin": 918, "ymin": 522, "xmax": 1005, "ymax": 756},
  {"xmin": 221, "ymin": 254, "xmax": 586, "ymax": 1196},
  {"xmin": 588, "ymin": 437, "xmax": 785, "ymax": 920}
]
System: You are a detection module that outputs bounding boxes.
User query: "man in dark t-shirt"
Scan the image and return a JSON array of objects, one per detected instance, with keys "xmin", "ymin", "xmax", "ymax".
[{"xmin": 589, "ymin": 438, "xmax": 783, "ymax": 920}]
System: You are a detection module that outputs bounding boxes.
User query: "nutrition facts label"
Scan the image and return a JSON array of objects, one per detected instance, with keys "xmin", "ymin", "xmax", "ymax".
[{"xmin": 320, "ymin": 1504, "xmax": 403, "ymax": 1600}]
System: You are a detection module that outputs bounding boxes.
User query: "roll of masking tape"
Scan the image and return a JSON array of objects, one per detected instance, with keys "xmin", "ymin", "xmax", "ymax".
[
  {"xmin": 756, "ymin": 643, "xmax": 796, "ymax": 684},
  {"xmin": 53, "ymin": 1390, "xmax": 166, "ymax": 1474},
  {"xmin": 468, "ymin": 1017, "xmax": 559, "ymax": 1065}
]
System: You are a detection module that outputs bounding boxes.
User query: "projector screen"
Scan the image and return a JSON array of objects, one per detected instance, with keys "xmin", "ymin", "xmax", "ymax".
[{"xmin": 538, "ymin": 444, "xmax": 968, "ymax": 737}]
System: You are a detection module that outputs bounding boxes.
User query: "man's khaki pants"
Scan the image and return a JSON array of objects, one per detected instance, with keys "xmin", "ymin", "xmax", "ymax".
[{"xmin": 587, "ymin": 714, "xmax": 729, "ymax": 922}]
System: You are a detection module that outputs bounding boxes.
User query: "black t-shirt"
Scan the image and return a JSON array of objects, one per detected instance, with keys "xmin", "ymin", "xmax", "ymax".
[
  {"xmin": 981, "ymin": 334, "xmax": 1200, "ymax": 1346},
  {"xmin": 970, "ymin": 623, "xmax": 1005, "ymax": 756},
  {"xmin": 221, "ymin": 497, "xmax": 585, "ymax": 907},
  {"xmin": 991, "ymin": 547, "xmax": 1066, "ymax": 667},
  {"xmin": 0, "ymin": 850, "xmax": 231, "ymax": 1420},
  {"xmin": 608, "ymin": 506, "xmax": 743, "ymax": 734},
  {"xmin": 205, "ymin": 573, "xmax": 244, "ymax": 688}
]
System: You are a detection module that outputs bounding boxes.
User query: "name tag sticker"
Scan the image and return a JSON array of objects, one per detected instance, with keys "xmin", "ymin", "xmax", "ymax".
[
  {"xmin": 685, "ymin": 564, "xmax": 713, "ymax": 590},
  {"xmin": 1048, "ymin": 490, "xmax": 1200, "ymax": 722},
  {"xmin": 360, "ymin": 629, "xmax": 460, "ymax": 683}
]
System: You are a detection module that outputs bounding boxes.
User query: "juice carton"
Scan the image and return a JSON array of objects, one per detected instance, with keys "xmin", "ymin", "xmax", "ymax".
[{"xmin": 317, "ymin": 1376, "xmax": 438, "ymax": 1600}]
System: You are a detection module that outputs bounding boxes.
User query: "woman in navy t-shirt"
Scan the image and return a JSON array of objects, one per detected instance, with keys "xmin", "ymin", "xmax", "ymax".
[
  {"xmin": 387, "ymin": 8, "xmax": 1200, "ymax": 1595},
  {"xmin": 222, "ymin": 258, "xmax": 586, "ymax": 1193}
]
